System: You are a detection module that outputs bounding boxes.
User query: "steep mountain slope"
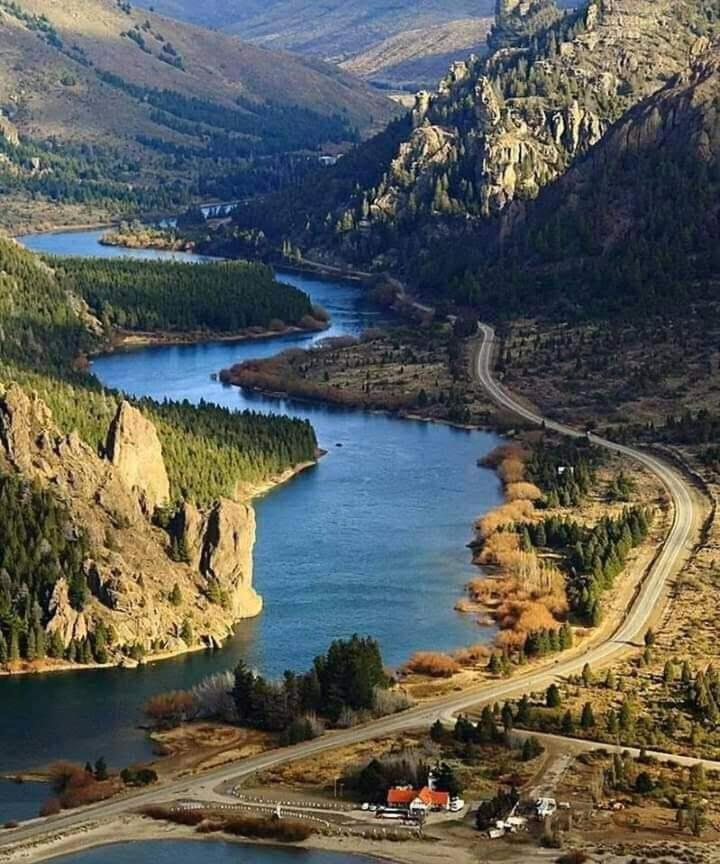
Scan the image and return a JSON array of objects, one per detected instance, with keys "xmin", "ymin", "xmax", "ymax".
[
  {"xmin": 447, "ymin": 46, "xmax": 720, "ymax": 317},
  {"xmin": 250, "ymin": 0, "xmax": 720, "ymax": 270},
  {"xmin": 13, "ymin": 0, "xmax": 391, "ymax": 125},
  {"xmin": 360, "ymin": 0, "xmax": 720, "ymax": 223},
  {"xmin": 339, "ymin": 19, "xmax": 493, "ymax": 90},
  {"xmin": 0, "ymin": 0, "xmax": 395, "ymax": 228},
  {"xmin": 147, "ymin": 0, "xmax": 496, "ymax": 88}
]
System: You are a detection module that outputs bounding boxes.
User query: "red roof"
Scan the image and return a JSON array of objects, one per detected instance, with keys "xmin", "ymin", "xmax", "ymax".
[
  {"xmin": 387, "ymin": 786, "xmax": 450, "ymax": 808},
  {"xmin": 418, "ymin": 787, "xmax": 450, "ymax": 807},
  {"xmin": 387, "ymin": 788, "xmax": 416, "ymax": 806}
]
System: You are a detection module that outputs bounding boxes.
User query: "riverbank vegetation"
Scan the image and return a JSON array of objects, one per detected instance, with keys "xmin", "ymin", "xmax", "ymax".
[
  {"xmin": 144, "ymin": 635, "xmax": 412, "ymax": 742},
  {"xmin": 394, "ymin": 434, "xmax": 662, "ymax": 700},
  {"xmin": 220, "ymin": 319, "xmax": 494, "ymax": 426},
  {"xmin": 41, "ymin": 760, "xmax": 123, "ymax": 814},
  {"xmin": 0, "ymin": 234, "xmax": 321, "ymax": 671},
  {"xmin": 464, "ymin": 439, "xmax": 656, "ymax": 654},
  {"xmin": 101, "ymin": 222, "xmax": 196, "ymax": 252}
]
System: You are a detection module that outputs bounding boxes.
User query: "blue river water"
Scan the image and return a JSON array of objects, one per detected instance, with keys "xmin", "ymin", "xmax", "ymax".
[
  {"xmin": 0, "ymin": 230, "xmax": 502, "ymax": 804},
  {"xmin": 47, "ymin": 839, "xmax": 378, "ymax": 864}
]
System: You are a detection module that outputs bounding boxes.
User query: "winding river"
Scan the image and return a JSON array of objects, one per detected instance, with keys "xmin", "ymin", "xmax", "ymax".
[{"xmin": 0, "ymin": 229, "xmax": 502, "ymax": 798}]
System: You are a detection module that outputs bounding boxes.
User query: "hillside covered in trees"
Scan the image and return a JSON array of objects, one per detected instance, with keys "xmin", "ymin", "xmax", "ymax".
[
  {"xmin": 225, "ymin": 0, "xmax": 720, "ymax": 322},
  {"xmin": 433, "ymin": 48, "xmax": 720, "ymax": 319},
  {"xmin": 0, "ymin": 237, "xmax": 318, "ymax": 668},
  {"xmin": 57, "ymin": 257, "xmax": 315, "ymax": 334},
  {"xmin": 0, "ymin": 0, "xmax": 394, "ymax": 229}
]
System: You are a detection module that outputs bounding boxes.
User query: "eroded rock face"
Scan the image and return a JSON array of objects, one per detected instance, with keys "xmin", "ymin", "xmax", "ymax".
[
  {"xmin": 200, "ymin": 499, "xmax": 262, "ymax": 619},
  {"xmin": 0, "ymin": 112, "xmax": 20, "ymax": 147},
  {"xmin": 343, "ymin": 0, "xmax": 720, "ymax": 243},
  {"xmin": 179, "ymin": 498, "xmax": 262, "ymax": 620},
  {"xmin": 46, "ymin": 578, "xmax": 89, "ymax": 648},
  {"xmin": 106, "ymin": 401, "xmax": 170, "ymax": 517},
  {"xmin": 0, "ymin": 384, "xmax": 263, "ymax": 662}
]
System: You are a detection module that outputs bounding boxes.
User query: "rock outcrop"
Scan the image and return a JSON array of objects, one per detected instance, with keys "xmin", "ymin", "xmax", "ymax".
[
  {"xmin": 46, "ymin": 579, "xmax": 90, "ymax": 648},
  {"xmin": 466, "ymin": 43, "xmax": 720, "ymax": 315},
  {"xmin": 325, "ymin": 0, "xmax": 720, "ymax": 259},
  {"xmin": 106, "ymin": 401, "xmax": 170, "ymax": 517},
  {"xmin": 0, "ymin": 384, "xmax": 263, "ymax": 662},
  {"xmin": 178, "ymin": 498, "xmax": 262, "ymax": 620}
]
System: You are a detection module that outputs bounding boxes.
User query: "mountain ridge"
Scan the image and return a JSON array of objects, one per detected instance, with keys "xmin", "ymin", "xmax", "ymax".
[
  {"xmin": 238, "ymin": 0, "xmax": 720, "ymax": 272},
  {"xmin": 450, "ymin": 42, "xmax": 720, "ymax": 317},
  {"xmin": 145, "ymin": 0, "xmax": 497, "ymax": 88},
  {"xmin": 0, "ymin": 0, "xmax": 396, "ymax": 229}
]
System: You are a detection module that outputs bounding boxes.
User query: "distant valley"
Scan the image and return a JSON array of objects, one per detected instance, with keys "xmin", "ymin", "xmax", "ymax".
[
  {"xmin": 145, "ymin": 0, "xmax": 497, "ymax": 89},
  {"xmin": 0, "ymin": 0, "xmax": 395, "ymax": 229}
]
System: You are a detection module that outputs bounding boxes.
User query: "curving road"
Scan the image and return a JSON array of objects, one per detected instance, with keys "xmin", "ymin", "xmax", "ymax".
[
  {"xmin": 0, "ymin": 323, "xmax": 699, "ymax": 854},
  {"xmin": 475, "ymin": 322, "xmax": 697, "ymax": 661}
]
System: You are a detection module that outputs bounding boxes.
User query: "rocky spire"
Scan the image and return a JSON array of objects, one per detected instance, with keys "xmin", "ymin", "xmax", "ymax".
[{"xmin": 106, "ymin": 401, "xmax": 170, "ymax": 518}]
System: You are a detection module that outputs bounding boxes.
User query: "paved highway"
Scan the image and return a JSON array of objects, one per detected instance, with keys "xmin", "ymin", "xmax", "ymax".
[{"xmin": 0, "ymin": 323, "xmax": 699, "ymax": 853}]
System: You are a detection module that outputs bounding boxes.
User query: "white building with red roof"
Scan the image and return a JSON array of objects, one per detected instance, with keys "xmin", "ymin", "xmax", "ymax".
[{"xmin": 386, "ymin": 785, "xmax": 450, "ymax": 817}]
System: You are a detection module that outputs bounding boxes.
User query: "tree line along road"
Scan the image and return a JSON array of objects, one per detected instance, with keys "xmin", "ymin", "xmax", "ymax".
[{"xmin": 0, "ymin": 323, "xmax": 702, "ymax": 852}]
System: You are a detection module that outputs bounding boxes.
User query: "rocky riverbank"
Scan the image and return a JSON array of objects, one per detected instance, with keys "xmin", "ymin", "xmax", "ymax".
[{"xmin": 0, "ymin": 386, "xmax": 319, "ymax": 678}]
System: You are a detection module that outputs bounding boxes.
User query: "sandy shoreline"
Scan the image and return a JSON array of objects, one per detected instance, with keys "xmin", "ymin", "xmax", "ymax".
[{"xmin": 0, "ymin": 814, "xmax": 472, "ymax": 864}]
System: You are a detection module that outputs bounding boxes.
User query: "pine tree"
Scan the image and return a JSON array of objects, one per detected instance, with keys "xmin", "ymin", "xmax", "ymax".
[
  {"xmin": 580, "ymin": 702, "xmax": 596, "ymax": 729},
  {"xmin": 430, "ymin": 719, "xmax": 445, "ymax": 742},
  {"xmin": 93, "ymin": 757, "xmax": 108, "ymax": 781},
  {"xmin": 181, "ymin": 620, "xmax": 194, "ymax": 645},
  {"xmin": 9, "ymin": 628, "xmax": 20, "ymax": 662},
  {"xmin": 34, "ymin": 626, "xmax": 46, "ymax": 660},
  {"xmin": 690, "ymin": 763, "xmax": 706, "ymax": 791},
  {"xmin": 559, "ymin": 622, "xmax": 573, "ymax": 650},
  {"xmin": 546, "ymin": 684, "xmax": 561, "ymax": 708},
  {"xmin": 521, "ymin": 736, "xmax": 543, "ymax": 761},
  {"xmin": 517, "ymin": 695, "xmax": 530, "ymax": 724},
  {"xmin": 48, "ymin": 630, "xmax": 65, "ymax": 659},
  {"xmin": 26, "ymin": 628, "xmax": 37, "ymax": 661},
  {"xmin": 488, "ymin": 653, "xmax": 502, "ymax": 675},
  {"xmin": 619, "ymin": 698, "xmax": 634, "ymax": 731}
]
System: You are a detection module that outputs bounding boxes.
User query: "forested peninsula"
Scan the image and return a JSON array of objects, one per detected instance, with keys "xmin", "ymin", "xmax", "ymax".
[
  {"xmin": 0, "ymin": 237, "xmax": 320, "ymax": 673},
  {"xmin": 55, "ymin": 256, "xmax": 327, "ymax": 343}
]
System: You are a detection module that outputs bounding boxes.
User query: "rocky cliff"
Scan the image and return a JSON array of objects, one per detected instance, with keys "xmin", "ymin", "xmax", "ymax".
[
  {"xmin": 447, "ymin": 44, "xmax": 720, "ymax": 316},
  {"xmin": 106, "ymin": 401, "xmax": 170, "ymax": 518},
  {"xmin": 0, "ymin": 383, "xmax": 262, "ymax": 665},
  {"xmin": 300, "ymin": 0, "xmax": 720, "ymax": 267}
]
